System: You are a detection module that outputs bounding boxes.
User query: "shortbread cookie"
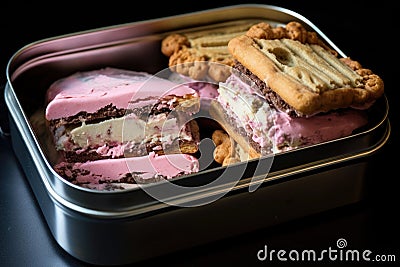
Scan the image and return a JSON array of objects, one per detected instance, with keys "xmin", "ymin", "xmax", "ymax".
[
  {"xmin": 228, "ymin": 21, "xmax": 384, "ymax": 116},
  {"xmin": 161, "ymin": 20, "xmax": 258, "ymax": 82}
]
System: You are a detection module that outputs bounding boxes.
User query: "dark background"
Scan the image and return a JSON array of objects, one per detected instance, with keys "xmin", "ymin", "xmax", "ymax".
[{"xmin": 1, "ymin": 0, "xmax": 397, "ymax": 266}]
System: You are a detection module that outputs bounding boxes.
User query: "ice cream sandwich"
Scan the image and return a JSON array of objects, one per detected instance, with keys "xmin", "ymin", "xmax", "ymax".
[
  {"xmin": 210, "ymin": 21, "xmax": 383, "ymax": 158},
  {"xmin": 45, "ymin": 67, "xmax": 200, "ymax": 189}
]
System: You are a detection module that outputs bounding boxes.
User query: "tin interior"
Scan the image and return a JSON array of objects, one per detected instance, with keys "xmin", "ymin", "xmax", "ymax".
[{"xmin": 5, "ymin": 4, "xmax": 389, "ymax": 214}]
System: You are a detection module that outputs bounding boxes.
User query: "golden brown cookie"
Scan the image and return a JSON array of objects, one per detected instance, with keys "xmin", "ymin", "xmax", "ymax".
[
  {"xmin": 211, "ymin": 127, "xmax": 258, "ymax": 166},
  {"xmin": 212, "ymin": 130, "xmax": 245, "ymax": 166},
  {"xmin": 228, "ymin": 21, "xmax": 384, "ymax": 116},
  {"xmin": 161, "ymin": 20, "xmax": 259, "ymax": 82}
]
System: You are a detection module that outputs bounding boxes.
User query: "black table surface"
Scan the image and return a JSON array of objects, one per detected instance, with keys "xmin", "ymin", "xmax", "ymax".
[{"xmin": 1, "ymin": 1, "xmax": 398, "ymax": 266}]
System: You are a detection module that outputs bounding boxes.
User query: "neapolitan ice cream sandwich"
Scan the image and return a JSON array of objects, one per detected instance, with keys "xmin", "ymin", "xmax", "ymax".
[
  {"xmin": 210, "ymin": 21, "xmax": 384, "ymax": 158},
  {"xmin": 45, "ymin": 67, "xmax": 200, "ymax": 189}
]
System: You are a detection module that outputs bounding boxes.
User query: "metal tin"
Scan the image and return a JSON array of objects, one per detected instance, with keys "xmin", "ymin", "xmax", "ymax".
[{"xmin": 3, "ymin": 4, "xmax": 390, "ymax": 265}]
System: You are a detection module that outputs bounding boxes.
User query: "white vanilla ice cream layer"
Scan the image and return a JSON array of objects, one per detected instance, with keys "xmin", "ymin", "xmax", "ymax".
[{"xmin": 56, "ymin": 112, "xmax": 183, "ymax": 153}]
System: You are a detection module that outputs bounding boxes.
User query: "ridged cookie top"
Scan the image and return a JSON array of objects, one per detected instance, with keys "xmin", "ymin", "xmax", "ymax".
[
  {"xmin": 228, "ymin": 21, "xmax": 384, "ymax": 116},
  {"xmin": 161, "ymin": 20, "xmax": 259, "ymax": 82}
]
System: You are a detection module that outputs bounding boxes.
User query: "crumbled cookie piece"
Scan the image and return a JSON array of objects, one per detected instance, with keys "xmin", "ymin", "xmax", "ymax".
[
  {"xmin": 212, "ymin": 129, "xmax": 246, "ymax": 166},
  {"xmin": 161, "ymin": 34, "xmax": 190, "ymax": 57},
  {"xmin": 212, "ymin": 130, "xmax": 232, "ymax": 164}
]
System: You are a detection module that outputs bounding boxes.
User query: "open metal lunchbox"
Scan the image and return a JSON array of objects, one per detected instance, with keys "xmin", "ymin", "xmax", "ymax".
[{"xmin": 3, "ymin": 4, "xmax": 390, "ymax": 265}]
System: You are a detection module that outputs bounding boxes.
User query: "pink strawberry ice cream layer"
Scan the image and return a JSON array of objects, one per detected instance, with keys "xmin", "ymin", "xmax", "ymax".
[
  {"xmin": 54, "ymin": 152, "xmax": 199, "ymax": 185},
  {"xmin": 218, "ymin": 74, "xmax": 368, "ymax": 154},
  {"xmin": 270, "ymin": 110, "xmax": 368, "ymax": 151},
  {"xmin": 45, "ymin": 67, "xmax": 197, "ymax": 120}
]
